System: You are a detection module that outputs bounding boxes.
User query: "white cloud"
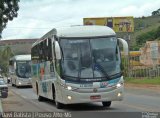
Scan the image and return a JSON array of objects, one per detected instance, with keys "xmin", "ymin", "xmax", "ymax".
[{"xmin": 2, "ymin": 0, "xmax": 160, "ymax": 39}]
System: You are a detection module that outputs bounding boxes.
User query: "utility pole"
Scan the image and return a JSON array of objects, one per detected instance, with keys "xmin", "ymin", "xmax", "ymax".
[{"xmin": 125, "ymin": 22, "xmax": 131, "ymax": 77}]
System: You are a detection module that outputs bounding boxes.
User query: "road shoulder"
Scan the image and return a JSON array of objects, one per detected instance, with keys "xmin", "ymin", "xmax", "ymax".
[
  {"xmin": 0, "ymin": 99, "xmax": 3, "ymax": 113},
  {"xmin": 125, "ymin": 83, "xmax": 160, "ymax": 91}
]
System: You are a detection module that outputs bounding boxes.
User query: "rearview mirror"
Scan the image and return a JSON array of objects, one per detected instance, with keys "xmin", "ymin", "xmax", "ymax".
[
  {"xmin": 118, "ymin": 38, "xmax": 128, "ymax": 56},
  {"xmin": 55, "ymin": 41, "xmax": 61, "ymax": 60},
  {"xmin": 0, "ymin": 90, "xmax": 8, "ymax": 98}
]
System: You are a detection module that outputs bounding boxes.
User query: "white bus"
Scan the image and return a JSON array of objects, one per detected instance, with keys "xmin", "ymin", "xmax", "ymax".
[
  {"xmin": 31, "ymin": 26, "xmax": 128, "ymax": 109},
  {"xmin": 9, "ymin": 55, "xmax": 32, "ymax": 87}
]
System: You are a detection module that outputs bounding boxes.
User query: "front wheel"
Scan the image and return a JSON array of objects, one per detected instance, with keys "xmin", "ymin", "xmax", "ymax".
[
  {"xmin": 102, "ymin": 101, "xmax": 111, "ymax": 107},
  {"xmin": 38, "ymin": 95, "xmax": 44, "ymax": 101},
  {"xmin": 36, "ymin": 83, "xmax": 44, "ymax": 101},
  {"xmin": 55, "ymin": 101, "xmax": 63, "ymax": 109}
]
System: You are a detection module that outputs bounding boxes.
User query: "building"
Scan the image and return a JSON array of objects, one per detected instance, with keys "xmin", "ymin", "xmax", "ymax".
[
  {"xmin": 140, "ymin": 41, "xmax": 160, "ymax": 66},
  {"xmin": 0, "ymin": 39, "xmax": 38, "ymax": 54}
]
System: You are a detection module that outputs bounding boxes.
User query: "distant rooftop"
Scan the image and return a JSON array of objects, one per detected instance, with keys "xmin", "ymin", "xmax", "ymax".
[{"xmin": 0, "ymin": 39, "xmax": 38, "ymax": 46}]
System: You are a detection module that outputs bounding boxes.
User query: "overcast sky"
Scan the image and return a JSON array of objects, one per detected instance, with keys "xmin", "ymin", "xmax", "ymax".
[{"xmin": 2, "ymin": 0, "xmax": 160, "ymax": 40}]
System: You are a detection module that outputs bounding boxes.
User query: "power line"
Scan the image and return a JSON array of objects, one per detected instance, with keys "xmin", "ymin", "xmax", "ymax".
[{"xmin": 5, "ymin": 27, "xmax": 53, "ymax": 30}]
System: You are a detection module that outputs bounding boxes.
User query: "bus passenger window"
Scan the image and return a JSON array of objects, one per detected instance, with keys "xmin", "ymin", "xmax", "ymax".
[
  {"xmin": 50, "ymin": 62, "xmax": 55, "ymax": 77},
  {"xmin": 50, "ymin": 62, "xmax": 54, "ymax": 72}
]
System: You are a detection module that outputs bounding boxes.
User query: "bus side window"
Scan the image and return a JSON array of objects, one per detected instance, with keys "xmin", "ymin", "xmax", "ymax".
[
  {"xmin": 43, "ymin": 41, "xmax": 47, "ymax": 61},
  {"xmin": 50, "ymin": 61, "xmax": 55, "ymax": 77},
  {"xmin": 50, "ymin": 62, "xmax": 54, "ymax": 72},
  {"xmin": 48, "ymin": 38, "xmax": 52, "ymax": 61},
  {"xmin": 39, "ymin": 43, "xmax": 43, "ymax": 62},
  {"xmin": 9, "ymin": 60, "xmax": 13, "ymax": 66}
]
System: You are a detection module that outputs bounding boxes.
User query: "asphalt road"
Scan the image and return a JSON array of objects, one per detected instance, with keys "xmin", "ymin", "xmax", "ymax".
[
  {"xmin": 2, "ymin": 84, "xmax": 160, "ymax": 113},
  {"xmin": 2, "ymin": 83, "xmax": 160, "ymax": 112}
]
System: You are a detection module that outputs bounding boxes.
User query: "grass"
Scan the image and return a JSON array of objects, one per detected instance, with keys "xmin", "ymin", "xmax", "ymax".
[{"xmin": 124, "ymin": 77, "xmax": 160, "ymax": 85}]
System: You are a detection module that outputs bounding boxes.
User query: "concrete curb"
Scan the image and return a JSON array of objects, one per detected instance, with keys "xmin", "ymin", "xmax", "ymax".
[
  {"xmin": 0, "ymin": 99, "xmax": 3, "ymax": 113},
  {"xmin": 0, "ymin": 98, "xmax": 3, "ymax": 118}
]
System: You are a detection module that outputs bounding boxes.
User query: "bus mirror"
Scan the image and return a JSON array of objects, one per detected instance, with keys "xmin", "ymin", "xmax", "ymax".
[
  {"xmin": 55, "ymin": 41, "xmax": 61, "ymax": 60},
  {"xmin": 14, "ymin": 62, "xmax": 16, "ymax": 69},
  {"xmin": 118, "ymin": 38, "xmax": 128, "ymax": 56},
  {"xmin": 0, "ymin": 90, "xmax": 8, "ymax": 98}
]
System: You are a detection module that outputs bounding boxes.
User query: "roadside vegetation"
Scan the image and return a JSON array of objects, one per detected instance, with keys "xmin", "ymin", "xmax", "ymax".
[
  {"xmin": 124, "ymin": 77, "xmax": 160, "ymax": 85},
  {"xmin": 0, "ymin": 0, "xmax": 20, "ymax": 38},
  {"xmin": 135, "ymin": 26, "xmax": 160, "ymax": 49},
  {"xmin": 0, "ymin": 46, "xmax": 13, "ymax": 76}
]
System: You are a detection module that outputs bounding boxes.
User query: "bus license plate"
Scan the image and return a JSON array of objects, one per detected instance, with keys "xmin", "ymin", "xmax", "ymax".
[{"xmin": 90, "ymin": 95, "xmax": 101, "ymax": 100}]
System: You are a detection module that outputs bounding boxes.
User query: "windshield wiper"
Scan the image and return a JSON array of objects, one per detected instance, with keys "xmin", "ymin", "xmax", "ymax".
[
  {"xmin": 110, "ymin": 72, "xmax": 122, "ymax": 79},
  {"xmin": 94, "ymin": 63, "xmax": 111, "ymax": 80}
]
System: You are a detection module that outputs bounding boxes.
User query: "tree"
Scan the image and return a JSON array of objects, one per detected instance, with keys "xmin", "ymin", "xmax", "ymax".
[
  {"xmin": 0, "ymin": 0, "xmax": 20, "ymax": 38},
  {"xmin": 152, "ymin": 8, "xmax": 160, "ymax": 16},
  {"xmin": 152, "ymin": 11, "xmax": 158, "ymax": 16},
  {"xmin": 0, "ymin": 46, "xmax": 14, "ymax": 75},
  {"xmin": 155, "ymin": 26, "xmax": 160, "ymax": 39}
]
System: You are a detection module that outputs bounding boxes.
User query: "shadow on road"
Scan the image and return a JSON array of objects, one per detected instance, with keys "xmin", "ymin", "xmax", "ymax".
[{"xmin": 40, "ymin": 98, "xmax": 117, "ymax": 111}]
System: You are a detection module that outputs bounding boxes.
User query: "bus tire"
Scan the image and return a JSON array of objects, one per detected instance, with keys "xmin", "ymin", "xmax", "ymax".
[
  {"xmin": 15, "ymin": 80, "xmax": 17, "ymax": 87},
  {"xmin": 55, "ymin": 101, "xmax": 63, "ymax": 109},
  {"xmin": 52, "ymin": 84, "xmax": 63, "ymax": 109},
  {"xmin": 11, "ymin": 79, "xmax": 14, "ymax": 86},
  {"xmin": 36, "ymin": 83, "xmax": 44, "ymax": 101},
  {"xmin": 38, "ymin": 95, "xmax": 44, "ymax": 101},
  {"xmin": 102, "ymin": 101, "xmax": 111, "ymax": 107}
]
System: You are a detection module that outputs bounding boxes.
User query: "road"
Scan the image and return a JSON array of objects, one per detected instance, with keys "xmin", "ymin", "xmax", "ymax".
[
  {"xmin": 2, "ymin": 84, "xmax": 160, "ymax": 113},
  {"xmin": 1, "ymin": 84, "xmax": 160, "ymax": 118}
]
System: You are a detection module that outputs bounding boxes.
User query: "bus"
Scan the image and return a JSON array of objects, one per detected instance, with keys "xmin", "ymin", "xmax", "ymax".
[
  {"xmin": 9, "ymin": 55, "xmax": 32, "ymax": 87},
  {"xmin": 31, "ymin": 25, "xmax": 128, "ymax": 109}
]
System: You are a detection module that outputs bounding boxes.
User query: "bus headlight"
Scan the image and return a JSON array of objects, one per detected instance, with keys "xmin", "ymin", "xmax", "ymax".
[
  {"xmin": 116, "ymin": 82, "xmax": 123, "ymax": 88},
  {"xmin": 66, "ymin": 85, "xmax": 78, "ymax": 91},
  {"xmin": 19, "ymin": 82, "xmax": 22, "ymax": 85},
  {"xmin": 118, "ymin": 92, "xmax": 122, "ymax": 97},
  {"xmin": 67, "ymin": 86, "xmax": 72, "ymax": 90},
  {"xmin": 60, "ymin": 83, "xmax": 78, "ymax": 91},
  {"xmin": 67, "ymin": 96, "xmax": 72, "ymax": 100}
]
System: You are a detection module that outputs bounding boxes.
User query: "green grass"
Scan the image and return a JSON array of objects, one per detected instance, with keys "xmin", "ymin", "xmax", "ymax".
[
  {"xmin": 125, "ymin": 77, "xmax": 160, "ymax": 85},
  {"xmin": 129, "ymin": 16, "xmax": 160, "ymax": 48}
]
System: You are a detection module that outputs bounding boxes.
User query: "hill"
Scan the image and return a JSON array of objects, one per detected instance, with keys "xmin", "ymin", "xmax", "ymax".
[{"xmin": 131, "ymin": 15, "xmax": 160, "ymax": 50}]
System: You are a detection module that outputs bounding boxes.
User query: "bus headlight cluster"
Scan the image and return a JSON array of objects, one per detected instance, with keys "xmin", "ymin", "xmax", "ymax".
[
  {"xmin": 116, "ymin": 82, "xmax": 123, "ymax": 88},
  {"xmin": 60, "ymin": 83, "xmax": 78, "ymax": 91},
  {"xmin": 67, "ymin": 96, "xmax": 72, "ymax": 100},
  {"xmin": 61, "ymin": 84, "xmax": 78, "ymax": 91},
  {"xmin": 67, "ymin": 86, "xmax": 72, "ymax": 90},
  {"xmin": 66, "ymin": 85, "xmax": 78, "ymax": 91},
  {"xmin": 18, "ymin": 82, "xmax": 22, "ymax": 85},
  {"xmin": 118, "ymin": 92, "xmax": 121, "ymax": 97}
]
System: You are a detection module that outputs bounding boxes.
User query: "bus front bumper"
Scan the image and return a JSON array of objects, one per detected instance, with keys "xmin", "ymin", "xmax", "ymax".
[
  {"xmin": 16, "ymin": 79, "xmax": 32, "ymax": 87},
  {"xmin": 59, "ymin": 86, "xmax": 124, "ymax": 104}
]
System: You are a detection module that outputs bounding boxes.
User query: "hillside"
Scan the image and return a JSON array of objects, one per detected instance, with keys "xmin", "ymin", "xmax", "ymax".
[
  {"xmin": 131, "ymin": 15, "xmax": 160, "ymax": 50},
  {"xmin": 0, "ymin": 16, "xmax": 160, "ymax": 54}
]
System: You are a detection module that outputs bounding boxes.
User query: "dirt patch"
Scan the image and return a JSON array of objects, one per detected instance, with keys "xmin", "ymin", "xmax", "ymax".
[
  {"xmin": 125, "ymin": 83, "xmax": 160, "ymax": 92},
  {"xmin": 2, "ymin": 101, "xmax": 19, "ymax": 104}
]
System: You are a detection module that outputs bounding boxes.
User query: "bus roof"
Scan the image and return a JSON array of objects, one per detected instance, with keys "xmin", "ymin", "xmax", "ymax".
[
  {"xmin": 32, "ymin": 25, "xmax": 116, "ymax": 47},
  {"xmin": 10, "ymin": 55, "xmax": 31, "ymax": 61},
  {"xmin": 56, "ymin": 25, "xmax": 116, "ymax": 37}
]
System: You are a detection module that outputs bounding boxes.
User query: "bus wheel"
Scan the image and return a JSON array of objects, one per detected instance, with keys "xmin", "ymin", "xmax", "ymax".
[
  {"xmin": 38, "ymin": 95, "xmax": 44, "ymax": 101},
  {"xmin": 36, "ymin": 83, "xmax": 44, "ymax": 101},
  {"xmin": 52, "ymin": 85, "xmax": 63, "ymax": 109},
  {"xmin": 15, "ymin": 80, "xmax": 17, "ymax": 87},
  {"xmin": 11, "ymin": 79, "xmax": 14, "ymax": 86},
  {"xmin": 102, "ymin": 101, "xmax": 111, "ymax": 107},
  {"xmin": 55, "ymin": 101, "xmax": 63, "ymax": 109}
]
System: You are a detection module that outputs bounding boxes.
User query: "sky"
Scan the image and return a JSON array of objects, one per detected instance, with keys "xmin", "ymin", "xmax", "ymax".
[{"xmin": 2, "ymin": 0, "xmax": 160, "ymax": 40}]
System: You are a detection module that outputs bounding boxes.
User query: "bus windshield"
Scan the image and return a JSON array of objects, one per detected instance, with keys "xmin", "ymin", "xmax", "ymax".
[
  {"xmin": 60, "ymin": 37, "xmax": 121, "ymax": 82},
  {"xmin": 16, "ymin": 61, "xmax": 31, "ymax": 78}
]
